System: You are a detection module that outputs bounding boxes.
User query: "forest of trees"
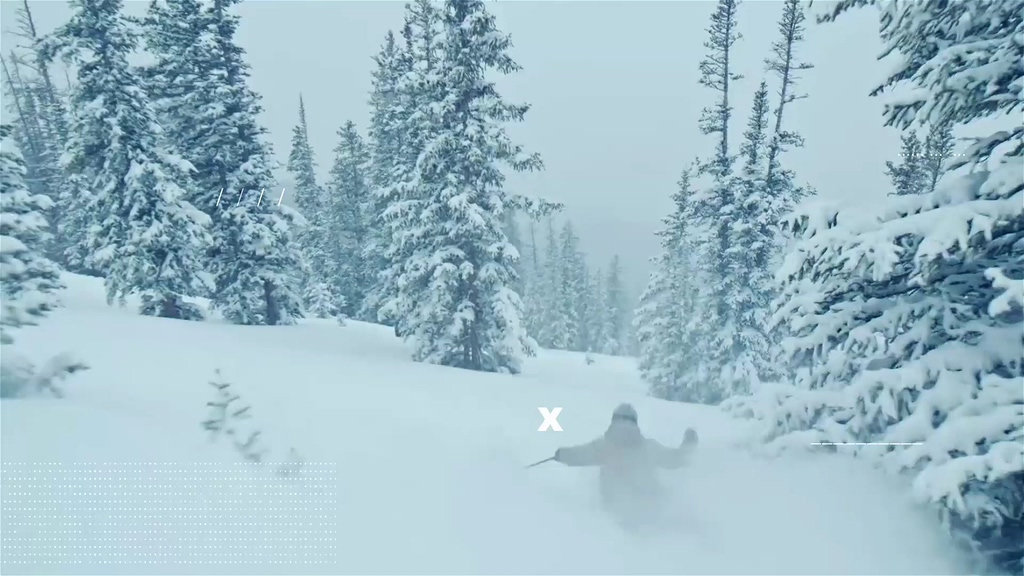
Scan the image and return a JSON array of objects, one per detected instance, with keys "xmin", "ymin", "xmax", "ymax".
[
  {"xmin": 1, "ymin": 0, "xmax": 1020, "ymax": 570},
  {"xmin": 635, "ymin": 0, "xmax": 814, "ymax": 405},
  {"xmin": 0, "ymin": 0, "xmax": 630, "ymax": 377},
  {"xmin": 630, "ymin": 0, "xmax": 1021, "ymax": 572}
]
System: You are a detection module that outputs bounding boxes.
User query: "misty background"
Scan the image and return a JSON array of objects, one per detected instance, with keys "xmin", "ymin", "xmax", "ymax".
[{"xmin": 0, "ymin": 0, "xmax": 905, "ymax": 300}]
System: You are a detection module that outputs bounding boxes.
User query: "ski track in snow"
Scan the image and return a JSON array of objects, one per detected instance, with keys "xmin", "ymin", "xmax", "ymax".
[{"xmin": 0, "ymin": 274, "xmax": 970, "ymax": 575}]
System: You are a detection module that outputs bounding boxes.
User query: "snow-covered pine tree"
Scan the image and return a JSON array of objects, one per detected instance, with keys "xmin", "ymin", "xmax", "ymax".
[
  {"xmin": 719, "ymin": 79, "xmax": 778, "ymax": 388},
  {"xmin": 884, "ymin": 131, "xmax": 927, "ymax": 196},
  {"xmin": 327, "ymin": 121, "xmax": 374, "ymax": 319},
  {"xmin": 286, "ymin": 95, "xmax": 320, "ymax": 224},
  {"xmin": 520, "ymin": 218, "xmax": 546, "ymax": 342},
  {"xmin": 0, "ymin": 124, "xmax": 87, "ymax": 399},
  {"xmin": 923, "ymin": 119, "xmax": 955, "ymax": 194},
  {"xmin": 44, "ymin": 0, "xmax": 213, "ymax": 320},
  {"xmin": 1, "ymin": 58, "xmax": 54, "ymax": 233},
  {"xmin": 741, "ymin": 78, "xmax": 770, "ymax": 235},
  {"xmin": 571, "ymin": 250, "xmax": 594, "ymax": 354},
  {"xmin": 697, "ymin": 0, "xmax": 742, "ymax": 179},
  {"xmin": 747, "ymin": 0, "xmax": 816, "ymax": 382},
  {"xmin": 676, "ymin": 0, "xmax": 747, "ymax": 403},
  {"xmin": 9, "ymin": 7, "xmax": 85, "ymax": 275},
  {"xmin": 589, "ymin": 265, "xmax": 606, "ymax": 353},
  {"xmin": 141, "ymin": 0, "xmax": 208, "ymax": 165},
  {"xmin": 556, "ymin": 221, "xmax": 584, "ymax": 351},
  {"xmin": 362, "ymin": 30, "xmax": 404, "ymax": 326},
  {"xmin": 762, "ymin": 0, "xmax": 813, "ymax": 213},
  {"xmin": 141, "ymin": 0, "xmax": 221, "ymax": 300},
  {"xmin": 601, "ymin": 254, "xmax": 627, "ymax": 355},
  {"xmin": 372, "ymin": 1, "xmax": 444, "ymax": 335},
  {"xmin": 1, "ymin": 46, "xmax": 71, "ymax": 269},
  {"xmin": 683, "ymin": 0, "xmax": 813, "ymax": 400},
  {"xmin": 534, "ymin": 217, "xmax": 566, "ymax": 348},
  {"xmin": 510, "ymin": 201, "xmax": 563, "ymax": 348},
  {"xmin": 384, "ymin": 0, "xmax": 542, "ymax": 373},
  {"xmin": 626, "ymin": 307, "xmax": 643, "ymax": 357},
  {"xmin": 735, "ymin": 0, "xmax": 1023, "ymax": 571},
  {"xmin": 885, "ymin": 120, "xmax": 954, "ymax": 198},
  {"xmin": 286, "ymin": 95, "xmax": 338, "ymax": 318},
  {"xmin": 12, "ymin": 0, "xmax": 74, "ymax": 270},
  {"xmin": 503, "ymin": 210, "xmax": 525, "ymax": 296},
  {"xmin": 144, "ymin": 0, "xmax": 305, "ymax": 324},
  {"xmin": 635, "ymin": 167, "xmax": 710, "ymax": 402},
  {"xmin": 0, "ymin": 123, "xmax": 62, "ymax": 344},
  {"xmin": 194, "ymin": 0, "xmax": 305, "ymax": 325}
]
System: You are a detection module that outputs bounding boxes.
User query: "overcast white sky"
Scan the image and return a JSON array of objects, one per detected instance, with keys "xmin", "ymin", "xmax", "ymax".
[{"xmin": 1, "ymin": 0, "xmax": 906, "ymax": 297}]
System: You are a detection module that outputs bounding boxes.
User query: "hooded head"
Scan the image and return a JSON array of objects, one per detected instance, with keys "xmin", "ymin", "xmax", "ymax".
[
  {"xmin": 605, "ymin": 403, "xmax": 643, "ymax": 446},
  {"xmin": 611, "ymin": 403, "xmax": 638, "ymax": 424}
]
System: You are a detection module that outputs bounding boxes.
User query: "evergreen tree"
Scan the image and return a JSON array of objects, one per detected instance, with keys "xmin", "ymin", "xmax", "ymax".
[
  {"xmin": 740, "ymin": 81, "xmax": 770, "ymax": 176},
  {"xmin": 520, "ymin": 219, "xmax": 544, "ymax": 338},
  {"xmin": 382, "ymin": 0, "xmax": 543, "ymax": 373},
  {"xmin": 287, "ymin": 95, "xmax": 338, "ymax": 318},
  {"xmin": 745, "ymin": 0, "xmax": 815, "ymax": 384},
  {"xmin": 762, "ymin": 0, "xmax": 813, "ymax": 212},
  {"xmin": 287, "ymin": 95, "xmax": 321, "ymax": 226},
  {"xmin": 141, "ymin": 0, "xmax": 208, "ymax": 166},
  {"xmin": 503, "ymin": 210, "xmax": 525, "ymax": 296},
  {"xmin": 601, "ymin": 254, "xmax": 627, "ymax": 355},
  {"xmin": 372, "ymin": 1, "xmax": 443, "ymax": 334},
  {"xmin": 366, "ymin": 31, "xmax": 403, "ymax": 197},
  {"xmin": 884, "ymin": 120, "xmax": 954, "ymax": 197},
  {"xmin": 0, "ymin": 41, "xmax": 67, "ymax": 267},
  {"xmin": 697, "ymin": 0, "xmax": 742, "ymax": 178},
  {"xmin": 146, "ymin": 0, "xmax": 304, "ymax": 325},
  {"xmin": 1, "ymin": 58, "xmax": 53, "ymax": 232},
  {"xmin": 566, "ymin": 237, "xmax": 593, "ymax": 353},
  {"xmin": 510, "ymin": 206, "xmax": 564, "ymax": 348},
  {"xmin": 885, "ymin": 131, "xmax": 926, "ymax": 196},
  {"xmin": 719, "ymin": 79, "xmax": 778, "ymax": 387},
  {"xmin": 45, "ymin": 0, "xmax": 212, "ymax": 319},
  {"xmin": 635, "ymin": 168, "xmax": 709, "ymax": 401},
  {"xmin": 922, "ymin": 119, "xmax": 955, "ymax": 193},
  {"xmin": 678, "ymin": 0, "xmax": 746, "ymax": 403},
  {"xmin": 362, "ymin": 30, "xmax": 403, "ymax": 325},
  {"xmin": 733, "ymin": 0, "xmax": 1023, "ymax": 571},
  {"xmin": 0, "ymin": 124, "xmax": 62, "ymax": 344},
  {"xmin": 9, "ymin": 0, "xmax": 86, "ymax": 274},
  {"xmin": 534, "ymin": 217, "xmax": 565, "ymax": 348},
  {"xmin": 623, "ymin": 308, "xmax": 641, "ymax": 357},
  {"xmin": 670, "ymin": 0, "xmax": 813, "ymax": 401},
  {"xmin": 556, "ymin": 221, "xmax": 584, "ymax": 351},
  {"xmin": 327, "ymin": 121, "xmax": 374, "ymax": 319},
  {"xmin": 589, "ymin": 266, "xmax": 606, "ymax": 352}
]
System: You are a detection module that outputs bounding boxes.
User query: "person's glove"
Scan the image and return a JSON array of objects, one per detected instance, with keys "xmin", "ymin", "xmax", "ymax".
[
  {"xmin": 681, "ymin": 428, "xmax": 699, "ymax": 448},
  {"xmin": 553, "ymin": 448, "xmax": 564, "ymax": 461}
]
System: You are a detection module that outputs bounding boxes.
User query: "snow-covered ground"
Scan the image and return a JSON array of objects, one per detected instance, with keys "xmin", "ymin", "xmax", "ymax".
[{"xmin": 1, "ymin": 274, "xmax": 970, "ymax": 575}]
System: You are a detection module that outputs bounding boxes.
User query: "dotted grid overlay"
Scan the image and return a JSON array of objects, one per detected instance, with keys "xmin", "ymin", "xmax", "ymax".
[{"xmin": 1, "ymin": 462, "xmax": 339, "ymax": 573}]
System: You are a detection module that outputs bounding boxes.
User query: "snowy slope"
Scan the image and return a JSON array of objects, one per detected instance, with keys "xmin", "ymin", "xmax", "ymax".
[{"xmin": 1, "ymin": 274, "xmax": 969, "ymax": 575}]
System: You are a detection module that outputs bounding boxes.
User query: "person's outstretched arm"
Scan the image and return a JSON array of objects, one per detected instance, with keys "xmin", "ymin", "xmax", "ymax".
[
  {"xmin": 648, "ymin": 429, "xmax": 699, "ymax": 469},
  {"xmin": 553, "ymin": 437, "xmax": 606, "ymax": 466}
]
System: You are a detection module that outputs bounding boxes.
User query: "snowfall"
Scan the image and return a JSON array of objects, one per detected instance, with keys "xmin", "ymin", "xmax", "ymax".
[{"xmin": 1, "ymin": 274, "xmax": 974, "ymax": 575}]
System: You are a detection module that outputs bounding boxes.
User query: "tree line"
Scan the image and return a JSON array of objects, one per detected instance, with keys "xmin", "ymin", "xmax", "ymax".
[{"xmin": 1, "ymin": 0, "xmax": 634, "ymax": 379}]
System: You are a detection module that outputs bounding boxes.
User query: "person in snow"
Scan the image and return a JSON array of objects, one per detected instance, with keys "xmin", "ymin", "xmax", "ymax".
[{"xmin": 551, "ymin": 403, "xmax": 699, "ymax": 529}]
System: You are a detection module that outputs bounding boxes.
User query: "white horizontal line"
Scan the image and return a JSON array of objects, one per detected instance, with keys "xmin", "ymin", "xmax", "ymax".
[{"xmin": 811, "ymin": 442, "xmax": 923, "ymax": 446}]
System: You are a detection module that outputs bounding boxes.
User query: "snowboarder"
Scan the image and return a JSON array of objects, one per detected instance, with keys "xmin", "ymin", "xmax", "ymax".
[{"xmin": 551, "ymin": 403, "xmax": 699, "ymax": 530}]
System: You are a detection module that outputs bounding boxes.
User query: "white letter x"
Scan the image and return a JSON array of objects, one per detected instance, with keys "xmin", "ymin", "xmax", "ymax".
[{"xmin": 538, "ymin": 407, "xmax": 563, "ymax": 432}]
